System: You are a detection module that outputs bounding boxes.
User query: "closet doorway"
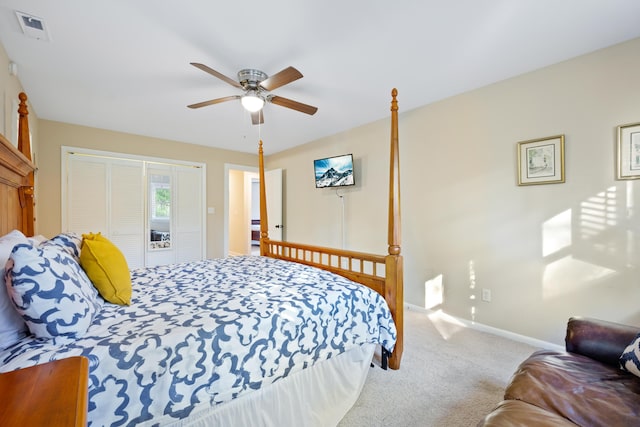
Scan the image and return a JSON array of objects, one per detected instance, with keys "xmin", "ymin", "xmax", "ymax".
[{"xmin": 224, "ymin": 165, "xmax": 282, "ymax": 257}]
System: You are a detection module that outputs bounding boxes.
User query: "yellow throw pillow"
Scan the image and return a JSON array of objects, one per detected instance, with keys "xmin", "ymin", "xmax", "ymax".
[{"xmin": 80, "ymin": 232, "xmax": 132, "ymax": 305}]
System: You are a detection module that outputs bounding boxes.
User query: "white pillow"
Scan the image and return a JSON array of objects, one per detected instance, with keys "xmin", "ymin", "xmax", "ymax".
[
  {"xmin": 0, "ymin": 230, "xmax": 29, "ymax": 349},
  {"xmin": 26, "ymin": 235, "xmax": 48, "ymax": 247},
  {"xmin": 6, "ymin": 243, "xmax": 103, "ymax": 339}
]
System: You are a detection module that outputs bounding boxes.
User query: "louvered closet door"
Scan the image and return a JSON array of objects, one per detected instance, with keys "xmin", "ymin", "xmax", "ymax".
[
  {"xmin": 175, "ymin": 165, "xmax": 203, "ymax": 263},
  {"xmin": 65, "ymin": 153, "xmax": 145, "ymax": 269},
  {"xmin": 66, "ymin": 155, "xmax": 108, "ymax": 234},
  {"xmin": 109, "ymin": 160, "xmax": 145, "ymax": 268}
]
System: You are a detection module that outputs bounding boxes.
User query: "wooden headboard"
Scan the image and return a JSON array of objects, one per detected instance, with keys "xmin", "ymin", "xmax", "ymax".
[{"xmin": 0, "ymin": 93, "xmax": 35, "ymax": 236}]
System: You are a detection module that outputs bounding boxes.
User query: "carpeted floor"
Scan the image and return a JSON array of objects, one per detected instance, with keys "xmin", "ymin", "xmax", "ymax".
[{"xmin": 338, "ymin": 306, "xmax": 538, "ymax": 427}]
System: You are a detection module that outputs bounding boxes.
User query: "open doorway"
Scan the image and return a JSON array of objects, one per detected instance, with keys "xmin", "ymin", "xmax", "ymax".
[
  {"xmin": 226, "ymin": 166, "xmax": 258, "ymax": 256},
  {"xmin": 224, "ymin": 164, "xmax": 283, "ymax": 257},
  {"xmin": 250, "ymin": 176, "xmax": 260, "ymax": 255}
]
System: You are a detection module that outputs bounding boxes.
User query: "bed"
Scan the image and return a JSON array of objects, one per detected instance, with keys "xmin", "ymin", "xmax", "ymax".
[{"xmin": 0, "ymin": 90, "xmax": 404, "ymax": 426}]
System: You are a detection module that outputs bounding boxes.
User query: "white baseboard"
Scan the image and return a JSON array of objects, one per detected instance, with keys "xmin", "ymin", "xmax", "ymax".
[{"xmin": 405, "ymin": 303, "xmax": 563, "ymax": 351}]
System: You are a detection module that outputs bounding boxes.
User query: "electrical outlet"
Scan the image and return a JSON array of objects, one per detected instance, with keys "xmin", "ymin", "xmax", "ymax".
[{"xmin": 482, "ymin": 288, "xmax": 491, "ymax": 302}]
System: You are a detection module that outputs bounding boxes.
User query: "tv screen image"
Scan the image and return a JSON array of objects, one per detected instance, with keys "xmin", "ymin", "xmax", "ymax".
[{"xmin": 314, "ymin": 154, "xmax": 355, "ymax": 188}]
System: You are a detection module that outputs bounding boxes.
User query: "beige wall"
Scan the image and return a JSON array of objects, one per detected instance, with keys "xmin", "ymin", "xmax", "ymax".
[
  {"xmin": 267, "ymin": 37, "xmax": 640, "ymax": 345},
  {"xmin": 37, "ymin": 120, "xmax": 256, "ymax": 259}
]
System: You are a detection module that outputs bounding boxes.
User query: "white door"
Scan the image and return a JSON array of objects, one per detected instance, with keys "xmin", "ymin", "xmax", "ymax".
[
  {"xmin": 65, "ymin": 154, "xmax": 109, "ymax": 234},
  {"xmin": 109, "ymin": 160, "xmax": 145, "ymax": 268},
  {"xmin": 175, "ymin": 166, "xmax": 204, "ymax": 263},
  {"xmin": 265, "ymin": 168, "xmax": 283, "ymax": 241}
]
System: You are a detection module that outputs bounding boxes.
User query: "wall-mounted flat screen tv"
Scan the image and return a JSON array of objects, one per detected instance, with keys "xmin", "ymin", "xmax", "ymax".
[{"xmin": 314, "ymin": 153, "xmax": 355, "ymax": 188}]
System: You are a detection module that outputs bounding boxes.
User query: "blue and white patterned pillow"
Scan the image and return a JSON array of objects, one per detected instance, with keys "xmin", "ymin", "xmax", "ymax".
[
  {"xmin": 620, "ymin": 333, "xmax": 640, "ymax": 377},
  {"xmin": 5, "ymin": 243, "xmax": 103, "ymax": 339},
  {"xmin": 41, "ymin": 232, "xmax": 83, "ymax": 262}
]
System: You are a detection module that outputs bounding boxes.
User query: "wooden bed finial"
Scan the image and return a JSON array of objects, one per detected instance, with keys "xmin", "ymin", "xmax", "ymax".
[{"xmin": 17, "ymin": 93, "xmax": 31, "ymax": 161}]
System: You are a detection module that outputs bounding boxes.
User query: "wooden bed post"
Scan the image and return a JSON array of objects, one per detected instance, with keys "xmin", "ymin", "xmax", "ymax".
[
  {"xmin": 258, "ymin": 140, "xmax": 270, "ymax": 256},
  {"xmin": 17, "ymin": 92, "xmax": 35, "ymax": 237},
  {"xmin": 387, "ymin": 88, "xmax": 403, "ymax": 370},
  {"xmin": 257, "ymin": 91, "xmax": 404, "ymax": 370}
]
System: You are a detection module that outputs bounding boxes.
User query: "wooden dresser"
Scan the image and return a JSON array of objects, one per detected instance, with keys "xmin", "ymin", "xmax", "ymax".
[{"xmin": 0, "ymin": 356, "xmax": 89, "ymax": 426}]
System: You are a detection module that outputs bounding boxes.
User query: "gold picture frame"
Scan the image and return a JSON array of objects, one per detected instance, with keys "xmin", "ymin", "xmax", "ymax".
[
  {"xmin": 616, "ymin": 122, "xmax": 640, "ymax": 180},
  {"xmin": 517, "ymin": 135, "xmax": 565, "ymax": 186}
]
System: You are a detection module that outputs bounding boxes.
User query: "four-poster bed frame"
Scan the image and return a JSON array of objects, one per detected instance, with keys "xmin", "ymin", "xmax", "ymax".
[
  {"xmin": 258, "ymin": 88, "xmax": 404, "ymax": 369},
  {"xmin": 0, "ymin": 89, "xmax": 403, "ymax": 371}
]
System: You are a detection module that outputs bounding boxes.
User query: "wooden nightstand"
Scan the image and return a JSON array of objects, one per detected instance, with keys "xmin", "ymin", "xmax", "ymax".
[{"xmin": 0, "ymin": 356, "xmax": 89, "ymax": 426}]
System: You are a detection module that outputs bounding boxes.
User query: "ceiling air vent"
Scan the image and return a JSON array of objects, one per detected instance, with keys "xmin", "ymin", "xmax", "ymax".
[{"xmin": 15, "ymin": 11, "xmax": 50, "ymax": 41}]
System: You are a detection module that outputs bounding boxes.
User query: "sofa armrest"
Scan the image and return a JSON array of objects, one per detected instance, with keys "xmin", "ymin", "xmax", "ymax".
[{"xmin": 565, "ymin": 316, "xmax": 640, "ymax": 366}]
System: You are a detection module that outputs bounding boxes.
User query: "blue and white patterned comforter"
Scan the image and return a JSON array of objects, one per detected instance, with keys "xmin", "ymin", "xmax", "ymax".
[{"xmin": 0, "ymin": 256, "xmax": 396, "ymax": 426}]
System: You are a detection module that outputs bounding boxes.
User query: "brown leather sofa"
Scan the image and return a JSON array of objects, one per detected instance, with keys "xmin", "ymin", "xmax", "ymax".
[{"xmin": 478, "ymin": 317, "xmax": 640, "ymax": 426}]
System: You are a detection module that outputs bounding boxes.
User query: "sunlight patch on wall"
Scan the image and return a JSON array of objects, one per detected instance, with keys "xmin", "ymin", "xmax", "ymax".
[
  {"xmin": 625, "ymin": 182, "xmax": 636, "ymax": 268},
  {"xmin": 625, "ymin": 182, "xmax": 634, "ymax": 219},
  {"xmin": 543, "ymin": 255, "xmax": 616, "ymax": 299},
  {"xmin": 543, "ymin": 209, "xmax": 572, "ymax": 257},
  {"xmin": 428, "ymin": 309, "xmax": 467, "ymax": 341},
  {"xmin": 424, "ymin": 274, "xmax": 443, "ymax": 309},
  {"xmin": 579, "ymin": 187, "xmax": 617, "ymax": 241},
  {"xmin": 468, "ymin": 260, "xmax": 476, "ymax": 321}
]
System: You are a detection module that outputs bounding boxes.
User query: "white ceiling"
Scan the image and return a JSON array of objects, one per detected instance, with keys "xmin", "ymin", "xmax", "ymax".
[{"xmin": 1, "ymin": 1, "xmax": 640, "ymax": 155}]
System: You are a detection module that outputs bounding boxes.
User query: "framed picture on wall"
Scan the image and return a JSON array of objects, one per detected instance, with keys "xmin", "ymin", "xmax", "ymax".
[
  {"xmin": 616, "ymin": 122, "xmax": 640, "ymax": 180},
  {"xmin": 517, "ymin": 134, "xmax": 565, "ymax": 186}
]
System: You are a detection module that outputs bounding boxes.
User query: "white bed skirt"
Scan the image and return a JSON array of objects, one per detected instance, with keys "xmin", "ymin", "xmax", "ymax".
[{"xmin": 168, "ymin": 343, "xmax": 376, "ymax": 427}]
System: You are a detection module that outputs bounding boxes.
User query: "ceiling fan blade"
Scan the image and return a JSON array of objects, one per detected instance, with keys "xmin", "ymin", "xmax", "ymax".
[
  {"xmin": 190, "ymin": 63, "xmax": 242, "ymax": 89},
  {"xmin": 187, "ymin": 95, "xmax": 240, "ymax": 109},
  {"xmin": 259, "ymin": 66, "xmax": 303, "ymax": 91},
  {"xmin": 270, "ymin": 96, "xmax": 318, "ymax": 115},
  {"xmin": 251, "ymin": 110, "xmax": 264, "ymax": 125}
]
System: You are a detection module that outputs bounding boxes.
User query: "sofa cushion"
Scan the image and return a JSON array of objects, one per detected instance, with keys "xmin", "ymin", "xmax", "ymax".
[
  {"xmin": 505, "ymin": 349, "xmax": 640, "ymax": 427},
  {"xmin": 620, "ymin": 332, "xmax": 640, "ymax": 378},
  {"xmin": 478, "ymin": 399, "xmax": 578, "ymax": 427}
]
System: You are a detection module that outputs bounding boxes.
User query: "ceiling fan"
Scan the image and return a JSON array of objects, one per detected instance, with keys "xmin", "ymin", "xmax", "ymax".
[{"xmin": 187, "ymin": 63, "xmax": 318, "ymax": 125}]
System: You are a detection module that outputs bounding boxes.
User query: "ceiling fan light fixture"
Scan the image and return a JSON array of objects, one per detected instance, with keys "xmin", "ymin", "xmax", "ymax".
[{"xmin": 241, "ymin": 92, "xmax": 265, "ymax": 112}]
